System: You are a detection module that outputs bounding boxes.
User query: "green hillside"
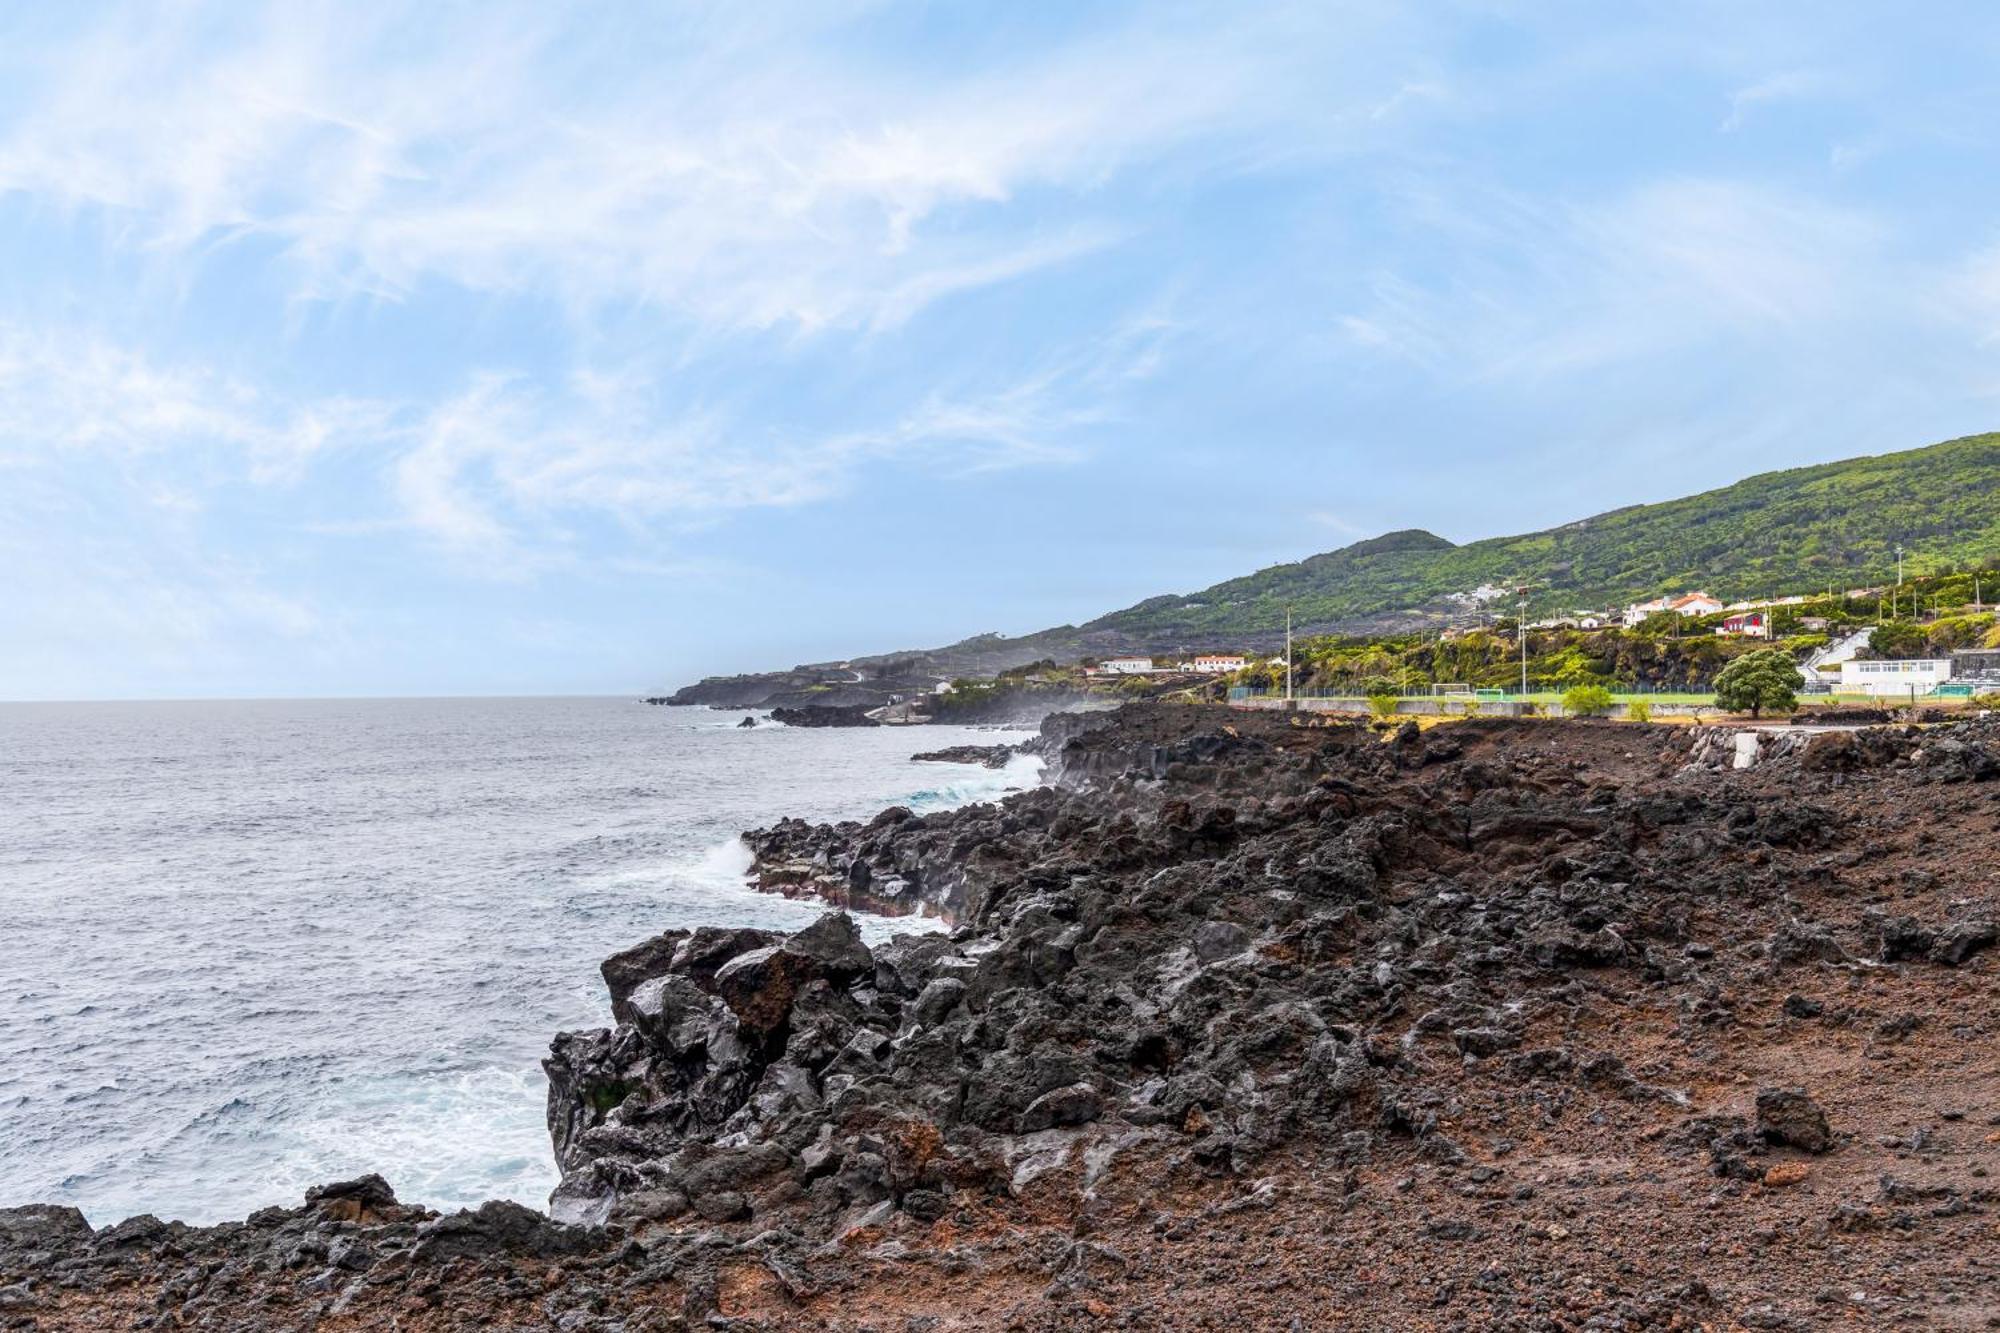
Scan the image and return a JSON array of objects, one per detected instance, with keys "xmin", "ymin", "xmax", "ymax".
[
  {"xmin": 1079, "ymin": 432, "xmax": 2000, "ymax": 640},
  {"xmin": 672, "ymin": 432, "xmax": 2000, "ymax": 703}
]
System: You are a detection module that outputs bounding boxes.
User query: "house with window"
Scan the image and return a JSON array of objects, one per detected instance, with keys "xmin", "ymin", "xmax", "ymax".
[
  {"xmin": 1190, "ymin": 654, "xmax": 1247, "ymax": 673},
  {"xmin": 1094, "ymin": 657, "xmax": 1155, "ymax": 676},
  {"xmin": 1669, "ymin": 592, "xmax": 1724, "ymax": 616},
  {"xmin": 1716, "ymin": 612, "xmax": 1770, "ymax": 639},
  {"xmin": 1622, "ymin": 591, "xmax": 1723, "ymax": 626},
  {"xmin": 1838, "ymin": 658, "xmax": 1953, "ymax": 696}
]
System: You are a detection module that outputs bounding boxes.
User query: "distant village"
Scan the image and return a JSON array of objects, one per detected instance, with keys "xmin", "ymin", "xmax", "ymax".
[{"xmin": 1072, "ymin": 580, "xmax": 2000, "ymax": 702}]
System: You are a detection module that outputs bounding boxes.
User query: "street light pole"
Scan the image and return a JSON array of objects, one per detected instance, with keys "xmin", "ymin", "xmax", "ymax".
[{"xmin": 1285, "ymin": 608, "xmax": 1293, "ymax": 704}]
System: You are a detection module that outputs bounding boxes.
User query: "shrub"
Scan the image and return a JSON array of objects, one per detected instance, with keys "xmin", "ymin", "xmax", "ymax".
[
  {"xmin": 1561, "ymin": 684, "xmax": 1615, "ymax": 718},
  {"xmin": 1866, "ymin": 620, "xmax": 1927, "ymax": 659},
  {"xmin": 1625, "ymin": 698, "xmax": 1652, "ymax": 723},
  {"xmin": 1365, "ymin": 692, "xmax": 1400, "ymax": 720},
  {"xmin": 1713, "ymin": 649, "xmax": 1801, "ymax": 719}
]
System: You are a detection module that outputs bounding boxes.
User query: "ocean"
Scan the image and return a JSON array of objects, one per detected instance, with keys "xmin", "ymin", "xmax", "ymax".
[{"xmin": 0, "ymin": 697, "xmax": 1040, "ymax": 1227}]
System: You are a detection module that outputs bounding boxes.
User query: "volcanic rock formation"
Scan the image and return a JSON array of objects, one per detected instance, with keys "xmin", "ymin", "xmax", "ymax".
[{"xmin": 6, "ymin": 703, "xmax": 2000, "ymax": 1330}]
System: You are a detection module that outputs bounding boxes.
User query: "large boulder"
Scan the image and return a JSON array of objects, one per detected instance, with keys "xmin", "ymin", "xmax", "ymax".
[
  {"xmin": 1755, "ymin": 1087, "xmax": 1833, "ymax": 1154},
  {"xmin": 714, "ymin": 914, "xmax": 873, "ymax": 1036}
]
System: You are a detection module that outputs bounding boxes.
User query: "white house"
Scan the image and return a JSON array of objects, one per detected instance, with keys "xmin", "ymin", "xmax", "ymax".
[
  {"xmin": 1096, "ymin": 657, "xmax": 1155, "ymax": 675},
  {"xmin": 1622, "ymin": 596, "xmax": 1670, "ymax": 627},
  {"xmin": 1190, "ymin": 654, "xmax": 1247, "ymax": 674},
  {"xmin": 1623, "ymin": 591, "xmax": 1723, "ymax": 626},
  {"xmin": 1838, "ymin": 658, "xmax": 1953, "ymax": 696},
  {"xmin": 1669, "ymin": 592, "xmax": 1724, "ymax": 616}
]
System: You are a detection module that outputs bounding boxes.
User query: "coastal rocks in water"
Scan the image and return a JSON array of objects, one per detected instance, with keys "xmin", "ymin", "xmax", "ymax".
[
  {"xmin": 737, "ymin": 715, "xmax": 757, "ymax": 728},
  {"xmin": 0, "ymin": 1178, "xmax": 611, "ymax": 1330},
  {"xmin": 910, "ymin": 743, "xmax": 1015, "ymax": 768},
  {"xmin": 769, "ymin": 703, "xmax": 881, "ymax": 727}
]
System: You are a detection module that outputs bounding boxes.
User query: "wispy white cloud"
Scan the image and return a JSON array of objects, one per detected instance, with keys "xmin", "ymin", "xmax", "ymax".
[
  {"xmin": 0, "ymin": 326, "xmax": 378, "ymax": 482},
  {"xmin": 387, "ymin": 312, "xmax": 1175, "ymax": 569},
  {"xmin": 0, "ymin": 304, "xmax": 1168, "ymax": 580},
  {"xmin": 0, "ymin": 3, "xmax": 1383, "ymax": 334},
  {"xmin": 1337, "ymin": 177, "xmax": 1887, "ymax": 384},
  {"xmin": 1720, "ymin": 69, "xmax": 1840, "ymax": 132}
]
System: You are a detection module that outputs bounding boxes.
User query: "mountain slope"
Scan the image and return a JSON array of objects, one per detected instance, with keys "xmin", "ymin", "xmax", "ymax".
[
  {"xmin": 1081, "ymin": 432, "xmax": 2000, "ymax": 640},
  {"xmin": 670, "ymin": 432, "xmax": 2000, "ymax": 702}
]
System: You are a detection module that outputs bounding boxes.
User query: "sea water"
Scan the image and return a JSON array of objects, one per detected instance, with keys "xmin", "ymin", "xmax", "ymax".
[{"xmin": 0, "ymin": 697, "xmax": 1040, "ymax": 1226}]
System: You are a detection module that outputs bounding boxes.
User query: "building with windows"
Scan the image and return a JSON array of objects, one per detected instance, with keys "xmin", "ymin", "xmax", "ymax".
[
  {"xmin": 1622, "ymin": 591, "xmax": 1723, "ymax": 627},
  {"xmin": 1716, "ymin": 612, "xmax": 1770, "ymax": 639},
  {"xmin": 1095, "ymin": 657, "xmax": 1155, "ymax": 675},
  {"xmin": 1838, "ymin": 658, "xmax": 1953, "ymax": 696},
  {"xmin": 1190, "ymin": 654, "xmax": 1247, "ymax": 673}
]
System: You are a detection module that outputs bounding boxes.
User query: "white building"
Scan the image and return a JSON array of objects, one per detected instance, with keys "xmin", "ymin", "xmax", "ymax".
[
  {"xmin": 1623, "ymin": 591, "xmax": 1723, "ymax": 626},
  {"xmin": 1096, "ymin": 657, "xmax": 1155, "ymax": 675},
  {"xmin": 1190, "ymin": 654, "xmax": 1247, "ymax": 674},
  {"xmin": 1838, "ymin": 658, "xmax": 1953, "ymax": 696}
]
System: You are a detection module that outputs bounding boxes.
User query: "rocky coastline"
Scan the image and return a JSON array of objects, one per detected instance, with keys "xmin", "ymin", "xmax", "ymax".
[
  {"xmin": 908, "ymin": 745, "xmax": 1015, "ymax": 769},
  {"xmin": 6, "ymin": 704, "xmax": 2000, "ymax": 1329},
  {"xmin": 768, "ymin": 705, "xmax": 883, "ymax": 729}
]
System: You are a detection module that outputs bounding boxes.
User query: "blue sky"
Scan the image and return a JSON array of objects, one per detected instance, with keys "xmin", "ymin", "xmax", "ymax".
[{"xmin": 4, "ymin": 2, "xmax": 1999, "ymax": 699}]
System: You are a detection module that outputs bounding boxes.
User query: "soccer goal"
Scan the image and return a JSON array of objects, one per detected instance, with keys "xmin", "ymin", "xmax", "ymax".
[{"xmin": 1430, "ymin": 683, "xmax": 1473, "ymax": 697}]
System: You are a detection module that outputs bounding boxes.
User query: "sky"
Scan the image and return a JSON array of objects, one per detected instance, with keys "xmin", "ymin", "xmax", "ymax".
[{"xmin": 4, "ymin": 2, "xmax": 2000, "ymax": 700}]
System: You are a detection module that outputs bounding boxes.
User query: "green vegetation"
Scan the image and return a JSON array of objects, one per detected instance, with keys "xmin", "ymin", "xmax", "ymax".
[
  {"xmin": 698, "ymin": 435, "xmax": 2000, "ymax": 699},
  {"xmin": 1289, "ymin": 624, "xmax": 1799, "ymax": 694},
  {"xmin": 1561, "ymin": 684, "xmax": 1614, "ymax": 717},
  {"xmin": 1625, "ymin": 698, "xmax": 1652, "ymax": 723},
  {"xmin": 1713, "ymin": 650, "xmax": 1801, "ymax": 718},
  {"xmin": 927, "ymin": 677, "xmax": 1083, "ymax": 719},
  {"xmin": 901, "ymin": 435, "xmax": 1998, "ymax": 665},
  {"xmin": 1078, "ymin": 433, "xmax": 2000, "ymax": 638}
]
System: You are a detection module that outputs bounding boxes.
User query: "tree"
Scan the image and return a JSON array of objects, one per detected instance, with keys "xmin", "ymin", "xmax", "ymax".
[
  {"xmin": 1561, "ymin": 684, "xmax": 1614, "ymax": 717},
  {"xmin": 1713, "ymin": 649, "xmax": 1801, "ymax": 719},
  {"xmin": 1868, "ymin": 620, "xmax": 1927, "ymax": 659}
]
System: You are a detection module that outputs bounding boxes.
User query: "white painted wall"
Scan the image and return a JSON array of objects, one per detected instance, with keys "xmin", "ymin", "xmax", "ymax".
[{"xmin": 1837, "ymin": 658, "xmax": 1952, "ymax": 695}]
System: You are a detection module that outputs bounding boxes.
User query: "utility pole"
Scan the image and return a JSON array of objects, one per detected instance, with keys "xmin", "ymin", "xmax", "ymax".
[
  {"xmin": 1896, "ymin": 543, "xmax": 1904, "ymax": 588},
  {"xmin": 1284, "ymin": 608, "xmax": 1293, "ymax": 704},
  {"xmin": 1517, "ymin": 586, "xmax": 1529, "ymax": 699}
]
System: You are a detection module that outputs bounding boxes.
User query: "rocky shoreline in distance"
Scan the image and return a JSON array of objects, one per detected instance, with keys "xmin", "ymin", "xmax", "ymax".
[{"xmin": 6, "ymin": 703, "xmax": 2000, "ymax": 1329}]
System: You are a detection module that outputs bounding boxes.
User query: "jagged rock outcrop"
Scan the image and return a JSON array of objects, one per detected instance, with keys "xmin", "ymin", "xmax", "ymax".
[
  {"xmin": 768, "ymin": 704, "xmax": 881, "ymax": 728},
  {"xmin": 909, "ymin": 744, "xmax": 1015, "ymax": 768}
]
